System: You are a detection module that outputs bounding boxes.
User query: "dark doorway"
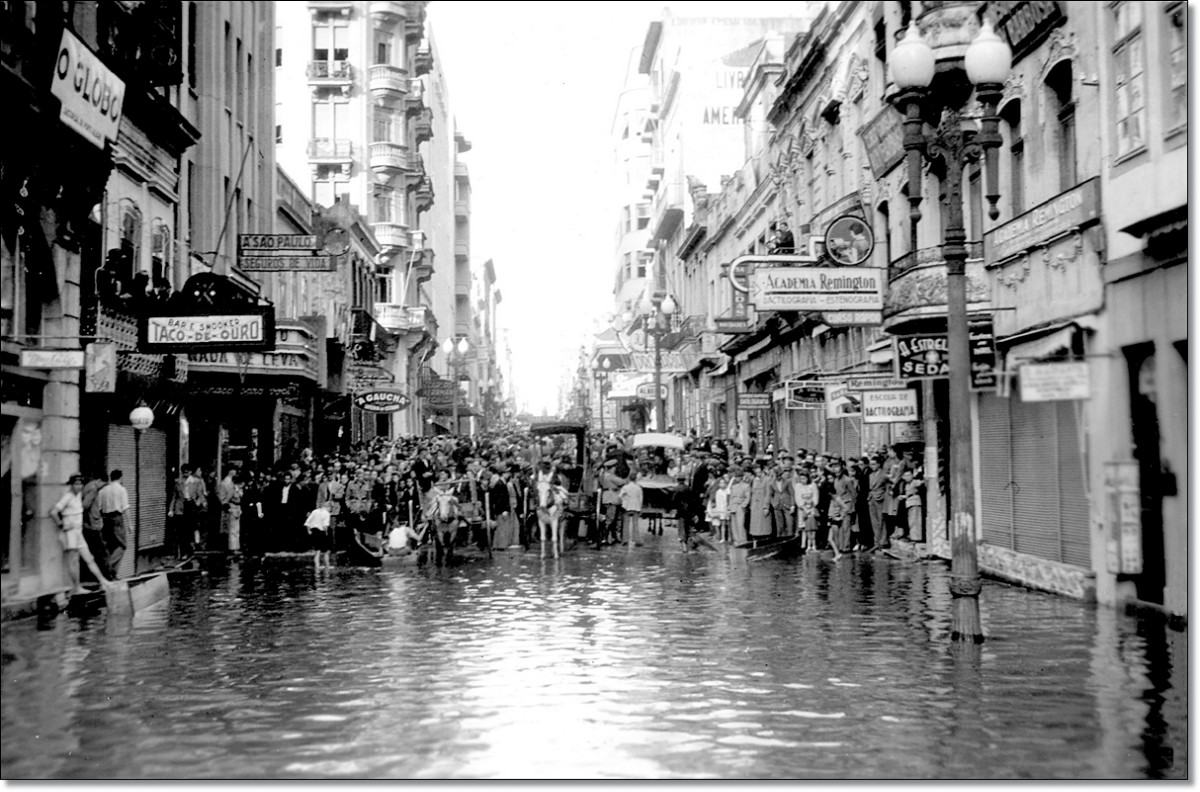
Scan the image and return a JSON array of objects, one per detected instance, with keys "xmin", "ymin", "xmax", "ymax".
[{"xmin": 1124, "ymin": 344, "xmax": 1165, "ymax": 605}]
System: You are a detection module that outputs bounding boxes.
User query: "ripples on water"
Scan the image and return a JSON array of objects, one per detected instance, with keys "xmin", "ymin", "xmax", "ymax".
[{"xmin": 1, "ymin": 548, "xmax": 1187, "ymax": 779}]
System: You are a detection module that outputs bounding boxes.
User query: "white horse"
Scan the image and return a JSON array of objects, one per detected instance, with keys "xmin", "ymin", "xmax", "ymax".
[
  {"xmin": 431, "ymin": 486, "xmax": 460, "ymax": 565},
  {"xmin": 535, "ymin": 473, "xmax": 569, "ymax": 559}
]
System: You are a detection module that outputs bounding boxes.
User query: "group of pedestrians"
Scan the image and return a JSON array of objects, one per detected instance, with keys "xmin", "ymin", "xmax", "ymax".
[{"xmin": 50, "ymin": 469, "xmax": 134, "ymax": 594}]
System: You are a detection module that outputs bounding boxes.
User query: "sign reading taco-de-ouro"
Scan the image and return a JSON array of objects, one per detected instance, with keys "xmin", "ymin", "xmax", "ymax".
[{"xmin": 353, "ymin": 389, "xmax": 411, "ymax": 412}]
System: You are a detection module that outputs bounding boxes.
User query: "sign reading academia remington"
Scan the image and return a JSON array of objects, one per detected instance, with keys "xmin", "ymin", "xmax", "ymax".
[
  {"xmin": 139, "ymin": 307, "xmax": 275, "ymax": 353},
  {"xmin": 986, "ymin": 178, "xmax": 1100, "ymax": 262},
  {"xmin": 750, "ymin": 267, "xmax": 884, "ymax": 312},
  {"xmin": 986, "ymin": 1, "xmax": 1067, "ymax": 64}
]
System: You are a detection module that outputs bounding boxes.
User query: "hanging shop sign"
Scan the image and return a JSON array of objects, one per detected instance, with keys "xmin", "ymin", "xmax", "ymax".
[
  {"xmin": 1103, "ymin": 460, "xmax": 1142, "ymax": 574},
  {"xmin": 49, "ymin": 29, "xmax": 125, "ymax": 149},
  {"xmin": 1019, "ymin": 361, "xmax": 1089, "ymax": 402},
  {"xmin": 858, "ymin": 105, "xmax": 906, "ymax": 179},
  {"xmin": 353, "ymin": 389, "xmax": 411, "ymax": 412},
  {"xmin": 347, "ymin": 364, "xmax": 394, "ymax": 386},
  {"xmin": 139, "ymin": 307, "xmax": 275, "ymax": 353},
  {"xmin": 784, "ymin": 381, "xmax": 825, "ymax": 410},
  {"xmin": 714, "ymin": 315, "xmax": 755, "ymax": 334},
  {"xmin": 861, "ymin": 389, "xmax": 919, "ymax": 424},
  {"xmin": 19, "ymin": 349, "xmax": 85, "ymax": 369},
  {"xmin": 988, "ymin": 0, "xmax": 1067, "ymax": 64},
  {"xmin": 893, "ymin": 321, "xmax": 996, "ymax": 390},
  {"xmin": 417, "ymin": 379, "xmax": 458, "ymax": 399},
  {"xmin": 736, "ymin": 392, "xmax": 772, "ymax": 411},
  {"xmin": 821, "ymin": 310, "xmax": 884, "ymax": 327},
  {"xmin": 237, "ymin": 231, "xmax": 349, "ymax": 271},
  {"xmin": 629, "ymin": 351, "xmax": 705, "ymax": 374},
  {"xmin": 749, "ymin": 267, "xmax": 883, "ymax": 312},
  {"xmin": 240, "ymin": 255, "xmax": 337, "ymax": 272},
  {"xmin": 824, "ymin": 215, "xmax": 875, "ymax": 266},
  {"xmin": 636, "ymin": 383, "xmax": 668, "ymax": 401},
  {"xmin": 84, "ymin": 342, "xmax": 117, "ymax": 392},
  {"xmin": 826, "ymin": 383, "xmax": 861, "ymax": 419}
]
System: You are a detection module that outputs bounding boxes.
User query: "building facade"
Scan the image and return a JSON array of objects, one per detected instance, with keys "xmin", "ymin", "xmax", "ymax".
[{"xmin": 613, "ymin": 0, "xmax": 1186, "ymax": 618}]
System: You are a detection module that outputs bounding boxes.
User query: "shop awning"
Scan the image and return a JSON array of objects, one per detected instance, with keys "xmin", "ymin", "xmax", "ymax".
[
  {"xmin": 1001, "ymin": 317, "xmax": 1097, "ymax": 365},
  {"xmin": 608, "ymin": 373, "xmax": 652, "ymax": 399}
]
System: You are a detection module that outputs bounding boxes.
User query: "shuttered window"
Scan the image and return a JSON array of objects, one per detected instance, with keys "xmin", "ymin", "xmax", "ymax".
[
  {"xmin": 978, "ymin": 394, "xmax": 1090, "ymax": 568},
  {"xmin": 790, "ymin": 408, "xmax": 822, "ymax": 455},
  {"xmin": 824, "ymin": 416, "xmax": 862, "ymax": 459}
]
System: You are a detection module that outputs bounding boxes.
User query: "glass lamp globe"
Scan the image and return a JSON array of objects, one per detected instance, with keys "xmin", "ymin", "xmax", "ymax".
[
  {"xmin": 441, "ymin": 337, "xmax": 454, "ymax": 354},
  {"xmin": 965, "ymin": 19, "xmax": 1013, "ymax": 85},
  {"xmin": 638, "ymin": 294, "xmax": 654, "ymax": 316},
  {"xmin": 129, "ymin": 404, "xmax": 155, "ymax": 431},
  {"xmin": 890, "ymin": 24, "xmax": 935, "ymax": 89},
  {"xmin": 661, "ymin": 295, "xmax": 677, "ymax": 315},
  {"xmin": 456, "ymin": 337, "xmax": 470, "ymax": 355}
]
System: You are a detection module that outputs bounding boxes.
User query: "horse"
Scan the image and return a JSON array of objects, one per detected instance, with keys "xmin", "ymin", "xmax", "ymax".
[
  {"xmin": 535, "ymin": 473, "xmax": 569, "ymax": 559},
  {"xmin": 430, "ymin": 486, "xmax": 461, "ymax": 566}
]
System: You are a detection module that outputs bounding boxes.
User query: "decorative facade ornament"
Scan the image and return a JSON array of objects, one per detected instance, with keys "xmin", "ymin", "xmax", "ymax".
[
  {"xmin": 1039, "ymin": 29, "xmax": 1079, "ymax": 83},
  {"xmin": 998, "ymin": 254, "xmax": 1032, "ymax": 289}
]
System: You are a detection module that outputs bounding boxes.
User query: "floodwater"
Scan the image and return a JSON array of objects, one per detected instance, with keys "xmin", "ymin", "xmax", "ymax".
[{"xmin": 1, "ymin": 545, "xmax": 1188, "ymax": 779}]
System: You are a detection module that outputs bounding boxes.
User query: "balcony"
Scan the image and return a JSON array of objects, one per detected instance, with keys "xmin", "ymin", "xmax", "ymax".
[
  {"xmin": 455, "ymin": 277, "xmax": 470, "ymax": 297},
  {"xmin": 307, "ymin": 60, "xmax": 354, "ymax": 93},
  {"xmin": 413, "ymin": 176, "xmax": 434, "ymax": 216},
  {"xmin": 374, "ymin": 303, "xmax": 429, "ymax": 333},
  {"xmin": 368, "ymin": 141, "xmax": 411, "ymax": 175},
  {"xmin": 649, "ymin": 179, "xmax": 685, "ymax": 242},
  {"xmin": 454, "ymin": 161, "xmax": 469, "ymax": 180},
  {"xmin": 455, "ymin": 240, "xmax": 469, "ymax": 260},
  {"xmin": 372, "ymin": 221, "xmax": 409, "ymax": 252},
  {"xmin": 308, "ymin": 138, "xmax": 354, "ymax": 174},
  {"xmin": 413, "ymin": 107, "xmax": 433, "ymax": 145},
  {"xmin": 369, "ymin": 0, "xmax": 407, "ymax": 23},
  {"xmin": 368, "ymin": 63, "xmax": 408, "ymax": 99},
  {"xmin": 882, "ymin": 243, "xmax": 990, "ymax": 334},
  {"xmin": 454, "ymin": 196, "xmax": 469, "ymax": 218},
  {"xmin": 413, "ymin": 45, "xmax": 433, "ymax": 76}
]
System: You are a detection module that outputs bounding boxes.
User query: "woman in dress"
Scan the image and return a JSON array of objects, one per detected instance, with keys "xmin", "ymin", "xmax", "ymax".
[
  {"xmin": 748, "ymin": 461, "xmax": 772, "ymax": 539},
  {"xmin": 792, "ymin": 470, "xmax": 820, "ymax": 552},
  {"xmin": 50, "ymin": 475, "xmax": 114, "ymax": 595},
  {"xmin": 727, "ymin": 470, "xmax": 752, "ymax": 545}
]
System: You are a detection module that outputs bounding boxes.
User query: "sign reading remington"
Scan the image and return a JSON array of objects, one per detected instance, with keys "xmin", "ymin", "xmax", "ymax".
[
  {"xmin": 986, "ymin": 1, "xmax": 1066, "ymax": 64},
  {"xmin": 139, "ymin": 307, "xmax": 274, "ymax": 353},
  {"xmin": 749, "ymin": 267, "xmax": 883, "ymax": 312},
  {"xmin": 353, "ymin": 389, "xmax": 411, "ymax": 412},
  {"xmin": 986, "ymin": 178, "xmax": 1100, "ymax": 263}
]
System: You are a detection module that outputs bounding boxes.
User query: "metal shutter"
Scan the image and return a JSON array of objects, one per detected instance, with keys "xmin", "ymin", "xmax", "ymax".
[
  {"xmin": 1056, "ymin": 401, "xmax": 1091, "ymax": 568},
  {"xmin": 978, "ymin": 394, "xmax": 1014, "ymax": 550},
  {"xmin": 825, "ymin": 418, "xmax": 842, "ymax": 458},
  {"xmin": 1010, "ymin": 399, "xmax": 1059, "ymax": 561},
  {"xmin": 106, "ymin": 425, "xmax": 168, "ymax": 578},
  {"xmin": 844, "ymin": 416, "xmax": 862, "ymax": 458}
]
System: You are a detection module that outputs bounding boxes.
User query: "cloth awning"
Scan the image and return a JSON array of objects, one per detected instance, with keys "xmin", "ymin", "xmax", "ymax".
[
  {"xmin": 867, "ymin": 337, "xmax": 894, "ymax": 366},
  {"xmin": 1000, "ymin": 317, "xmax": 1097, "ymax": 365}
]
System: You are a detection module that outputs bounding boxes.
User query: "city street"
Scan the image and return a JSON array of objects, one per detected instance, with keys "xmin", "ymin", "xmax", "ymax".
[{"xmin": 1, "ymin": 544, "xmax": 1187, "ymax": 779}]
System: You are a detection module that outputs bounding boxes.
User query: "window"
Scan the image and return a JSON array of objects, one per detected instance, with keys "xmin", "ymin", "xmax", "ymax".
[
  {"xmin": 224, "ymin": 21, "xmax": 232, "ymax": 100},
  {"xmin": 1000, "ymin": 100, "xmax": 1024, "ymax": 216},
  {"xmin": 1165, "ymin": 3, "xmax": 1186, "ymax": 130},
  {"xmin": 636, "ymin": 203, "xmax": 650, "ymax": 229},
  {"xmin": 187, "ymin": 3, "xmax": 197, "ymax": 89},
  {"xmin": 373, "ymin": 189, "xmax": 394, "ymax": 222},
  {"xmin": 1111, "ymin": 1, "xmax": 1145, "ymax": 157},
  {"xmin": 275, "ymin": 47, "xmax": 282, "ymax": 67},
  {"xmin": 375, "ymin": 33, "xmax": 391, "ymax": 65},
  {"xmin": 636, "ymin": 256, "xmax": 647, "ymax": 279},
  {"xmin": 119, "ymin": 201, "xmax": 143, "ymax": 284},
  {"xmin": 1045, "ymin": 62, "xmax": 1076, "ymax": 192},
  {"xmin": 623, "ymin": 252, "xmax": 632, "ymax": 281},
  {"xmin": 151, "ymin": 219, "xmax": 171, "ymax": 284},
  {"xmin": 873, "ymin": 18, "xmax": 888, "ymax": 98},
  {"xmin": 373, "ymin": 108, "xmax": 394, "ymax": 142},
  {"xmin": 275, "ymin": 124, "xmax": 282, "ymax": 144},
  {"xmin": 314, "ymin": 180, "xmax": 334, "ymax": 208},
  {"xmin": 376, "ymin": 274, "xmax": 391, "ymax": 303},
  {"xmin": 235, "ymin": 37, "xmax": 243, "ymax": 120},
  {"xmin": 622, "ymin": 206, "xmax": 632, "ymax": 233}
]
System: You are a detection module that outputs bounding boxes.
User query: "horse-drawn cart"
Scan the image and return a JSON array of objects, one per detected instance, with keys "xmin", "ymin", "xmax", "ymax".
[{"xmin": 529, "ymin": 420, "xmax": 596, "ymax": 544}]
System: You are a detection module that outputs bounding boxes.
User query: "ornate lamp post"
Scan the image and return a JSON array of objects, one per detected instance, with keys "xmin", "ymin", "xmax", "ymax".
[
  {"xmin": 592, "ymin": 357, "xmax": 612, "ymax": 433},
  {"xmin": 441, "ymin": 336, "xmax": 470, "ymax": 435},
  {"xmin": 637, "ymin": 291, "xmax": 677, "ymax": 433},
  {"xmin": 129, "ymin": 401, "xmax": 155, "ymax": 575},
  {"xmin": 890, "ymin": 12, "xmax": 1011, "ymax": 643}
]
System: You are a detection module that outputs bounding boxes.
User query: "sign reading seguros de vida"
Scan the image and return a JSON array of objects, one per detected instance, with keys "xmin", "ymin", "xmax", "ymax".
[{"xmin": 49, "ymin": 30, "xmax": 125, "ymax": 149}]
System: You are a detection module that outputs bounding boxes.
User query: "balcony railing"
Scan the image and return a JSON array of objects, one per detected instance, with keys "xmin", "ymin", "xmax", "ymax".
[
  {"xmin": 368, "ymin": 63, "xmax": 408, "ymax": 97},
  {"xmin": 307, "ymin": 137, "xmax": 354, "ymax": 161},
  {"xmin": 308, "ymin": 0, "xmax": 355, "ymax": 12},
  {"xmin": 414, "ymin": 45, "xmax": 433, "ymax": 76},
  {"xmin": 454, "ymin": 198, "xmax": 469, "ymax": 217},
  {"xmin": 374, "ymin": 303, "xmax": 429, "ymax": 332},
  {"xmin": 882, "ymin": 247, "xmax": 991, "ymax": 331},
  {"xmin": 454, "ymin": 240, "xmax": 469, "ymax": 259},
  {"xmin": 372, "ymin": 221, "xmax": 408, "ymax": 250},
  {"xmin": 369, "ymin": 141, "xmax": 410, "ymax": 172},
  {"xmin": 413, "ymin": 107, "xmax": 433, "ymax": 144},
  {"xmin": 888, "ymin": 242, "xmax": 984, "ymax": 280},
  {"xmin": 307, "ymin": 60, "xmax": 354, "ymax": 83}
]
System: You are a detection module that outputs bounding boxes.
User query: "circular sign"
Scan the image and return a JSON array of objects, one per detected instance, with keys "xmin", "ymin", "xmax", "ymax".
[
  {"xmin": 353, "ymin": 389, "xmax": 411, "ymax": 412},
  {"xmin": 728, "ymin": 260, "xmax": 752, "ymax": 293},
  {"xmin": 824, "ymin": 215, "xmax": 874, "ymax": 266},
  {"xmin": 321, "ymin": 227, "xmax": 350, "ymax": 256}
]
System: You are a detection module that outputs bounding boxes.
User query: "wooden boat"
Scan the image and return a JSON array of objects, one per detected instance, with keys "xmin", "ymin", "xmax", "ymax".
[
  {"xmin": 341, "ymin": 532, "xmax": 384, "ymax": 567},
  {"xmin": 734, "ymin": 535, "xmax": 805, "ymax": 561},
  {"xmin": 67, "ymin": 571, "xmax": 170, "ymax": 617}
]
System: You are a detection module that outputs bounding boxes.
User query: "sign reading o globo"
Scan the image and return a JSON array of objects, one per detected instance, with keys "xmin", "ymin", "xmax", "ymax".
[
  {"xmin": 49, "ymin": 30, "xmax": 125, "ymax": 148},
  {"xmin": 353, "ymin": 389, "xmax": 411, "ymax": 412}
]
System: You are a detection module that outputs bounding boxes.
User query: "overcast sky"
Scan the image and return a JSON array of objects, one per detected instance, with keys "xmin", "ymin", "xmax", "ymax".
[{"xmin": 426, "ymin": 1, "xmax": 810, "ymax": 416}]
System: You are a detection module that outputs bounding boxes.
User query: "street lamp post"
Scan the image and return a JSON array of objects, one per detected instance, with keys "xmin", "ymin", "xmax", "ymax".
[
  {"xmin": 442, "ymin": 336, "xmax": 470, "ymax": 436},
  {"xmin": 638, "ymin": 291, "xmax": 677, "ymax": 433},
  {"xmin": 890, "ymin": 14, "xmax": 1011, "ymax": 643},
  {"xmin": 129, "ymin": 402, "xmax": 155, "ymax": 576},
  {"xmin": 593, "ymin": 357, "xmax": 611, "ymax": 433}
]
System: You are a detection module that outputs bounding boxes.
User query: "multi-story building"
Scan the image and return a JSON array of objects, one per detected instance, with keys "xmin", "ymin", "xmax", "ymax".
[
  {"xmin": 3, "ymin": 1, "xmax": 193, "ymax": 594},
  {"xmin": 642, "ymin": 0, "xmax": 1187, "ymax": 618},
  {"xmin": 275, "ymin": 0, "xmax": 438, "ymax": 436}
]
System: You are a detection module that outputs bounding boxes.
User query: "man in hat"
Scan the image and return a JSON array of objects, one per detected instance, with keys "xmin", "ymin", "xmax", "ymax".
[
  {"xmin": 771, "ymin": 453, "xmax": 797, "ymax": 538},
  {"xmin": 596, "ymin": 456, "xmax": 628, "ymax": 548}
]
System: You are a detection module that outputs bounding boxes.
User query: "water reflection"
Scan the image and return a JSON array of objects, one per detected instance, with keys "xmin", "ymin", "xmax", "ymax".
[{"xmin": 1, "ymin": 551, "xmax": 1187, "ymax": 779}]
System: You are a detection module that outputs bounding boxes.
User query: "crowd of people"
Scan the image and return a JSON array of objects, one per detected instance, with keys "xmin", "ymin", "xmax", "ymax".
[{"xmin": 57, "ymin": 427, "xmax": 927, "ymax": 586}]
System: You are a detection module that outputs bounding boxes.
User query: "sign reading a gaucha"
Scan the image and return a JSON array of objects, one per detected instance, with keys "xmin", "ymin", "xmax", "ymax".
[
  {"xmin": 139, "ymin": 308, "xmax": 275, "ymax": 353},
  {"xmin": 353, "ymin": 389, "xmax": 411, "ymax": 412}
]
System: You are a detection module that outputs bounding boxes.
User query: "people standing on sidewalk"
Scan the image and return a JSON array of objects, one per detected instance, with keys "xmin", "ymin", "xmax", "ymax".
[
  {"xmin": 618, "ymin": 475, "xmax": 643, "ymax": 547},
  {"xmin": 167, "ymin": 465, "xmax": 191, "ymax": 557},
  {"xmin": 793, "ymin": 470, "xmax": 819, "ymax": 552},
  {"xmin": 183, "ymin": 465, "xmax": 209, "ymax": 551},
  {"xmin": 217, "ymin": 467, "xmax": 242, "ymax": 555},
  {"xmin": 50, "ymin": 474, "xmax": 115, "ymax": 595},
  {"xmin": 748, "ymin": 460, "xmax": 772, "ymax": 540},
  {"xmin": 829, "ymin": 460, "xmax": 858, "ymax": 561},
  {"xmin": 79, "ymin": 471, "xmax": 111, "ymax": 580},
  {"xmin": 96, "ymin": 470, "xmax": 130, "ymax": 576},
  {"xmin": 771, "ymin": 454, "xmax": 797, "ymax": 538},
  {"xmin": 727, "ymin": 470, "xmax": 751, "ymax": 545},
  {"xmin": 867, "ymin": 456, "xmax": 889, "ymax": 550}
]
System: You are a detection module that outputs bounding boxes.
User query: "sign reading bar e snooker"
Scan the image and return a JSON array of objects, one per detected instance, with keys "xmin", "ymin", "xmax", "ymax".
[{"xmin": 139, "ymin": 307, "xmax": 275, "ymax": 353}]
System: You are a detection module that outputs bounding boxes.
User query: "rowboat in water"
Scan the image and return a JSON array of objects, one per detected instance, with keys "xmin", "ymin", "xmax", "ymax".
[
  {"xmin": 733, "ymin": 535, "xmax": 805, "ymax": 561},
  {"xmin": 66, "ymin": 571, "xmax": 170, "ymax": 617}
]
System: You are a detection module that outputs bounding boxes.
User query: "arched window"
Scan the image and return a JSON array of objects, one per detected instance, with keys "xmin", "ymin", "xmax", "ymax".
[
  {"xmin": 151, "ymin": 218, "xmax": 172, "ymax": 285},
  {"xmin": 1000, "ymin": 100, "xmax": 1024, "ymax": 216},
  {"xmin": 1044, "ymin": 62, "xmax": 1076, "ymax": 192},
  {"xmin": 119, "ymin": 200, "xmax": 143, "ymax": 279}
]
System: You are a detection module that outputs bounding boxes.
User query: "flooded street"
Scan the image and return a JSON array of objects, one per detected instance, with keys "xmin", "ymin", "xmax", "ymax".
[{"xmin": 1, "ymin": 548, "xmax": 1187, "ymax": 779}]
